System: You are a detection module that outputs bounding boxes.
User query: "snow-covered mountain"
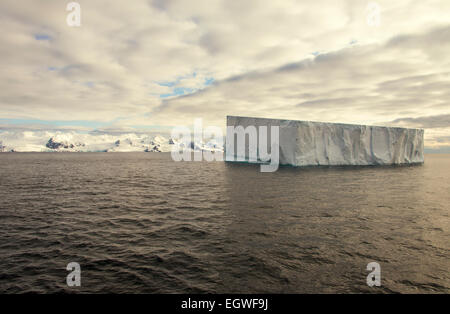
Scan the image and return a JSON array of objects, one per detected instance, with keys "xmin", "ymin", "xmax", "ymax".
[{"xmin": 0, "ymin": 130, "xmax": 224, "ymax": 153}]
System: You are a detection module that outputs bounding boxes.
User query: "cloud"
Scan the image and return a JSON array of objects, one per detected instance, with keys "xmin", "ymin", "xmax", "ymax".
[
  {"xmin": 150, "ymin": 25, "xmax": 450, "ymax": 123},
  {"xmin": 390, "ymin": 114, "xmax": 450, "ymax": 129}
]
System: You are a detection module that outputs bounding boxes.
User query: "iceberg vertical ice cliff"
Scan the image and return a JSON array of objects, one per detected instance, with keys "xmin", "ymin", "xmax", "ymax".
[{"xmin": 226, "ymin": 116, "xmax": 424, "ymax": 166}]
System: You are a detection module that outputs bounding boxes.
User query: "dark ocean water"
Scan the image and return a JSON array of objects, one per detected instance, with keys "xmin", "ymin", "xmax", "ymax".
[{"xmin": 0, "ymin": 153, "xmax": 448, "ymax": 293}]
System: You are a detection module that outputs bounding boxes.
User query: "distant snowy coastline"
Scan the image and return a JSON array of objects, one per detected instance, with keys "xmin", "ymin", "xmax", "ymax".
[{"xmin": 0, "ymin": 130, "xmax": 223, "ymax": 153}]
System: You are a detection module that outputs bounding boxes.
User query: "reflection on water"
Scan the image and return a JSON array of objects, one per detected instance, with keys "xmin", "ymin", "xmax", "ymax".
[{"xmin": 0, "ymin": 153, "xmax": 448, "ymax": 293}]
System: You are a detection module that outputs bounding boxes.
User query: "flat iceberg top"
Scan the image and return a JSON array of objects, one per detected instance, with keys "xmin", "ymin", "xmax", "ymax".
[
  {"xmin": 227, "ymin": 115, "xmax": 424, "ymax": 132},
  {"xmin": 226, "ymin": 115, "xmax": 424, "ymax": 166}
]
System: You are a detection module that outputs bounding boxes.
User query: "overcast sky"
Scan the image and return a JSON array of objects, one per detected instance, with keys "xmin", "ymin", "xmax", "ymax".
[{"xmin": 0, "ymin": 0, "xmax": 449, "ymax": 150}]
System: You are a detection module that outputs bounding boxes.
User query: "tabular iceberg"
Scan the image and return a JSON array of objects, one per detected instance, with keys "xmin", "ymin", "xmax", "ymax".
[{"xmin": 226, "ymin": 116, "xmax": 424, "ymax": 166}]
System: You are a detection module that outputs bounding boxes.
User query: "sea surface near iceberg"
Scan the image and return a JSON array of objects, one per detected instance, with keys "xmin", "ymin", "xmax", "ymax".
[{"xmin": 0, "ymin": 153, "xmax": 448, "ymax": 293}]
